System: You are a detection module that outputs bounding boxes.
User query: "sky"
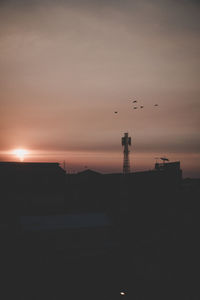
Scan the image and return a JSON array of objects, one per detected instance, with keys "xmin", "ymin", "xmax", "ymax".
[{"xmin": 0, "ymin": 0, "xmax": 200, "ymax": 177}]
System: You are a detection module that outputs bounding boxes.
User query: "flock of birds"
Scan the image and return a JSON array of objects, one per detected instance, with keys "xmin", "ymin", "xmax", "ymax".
[{"xmin": 114, "ymin": 99, "xmax": 159, "ymax": 114}]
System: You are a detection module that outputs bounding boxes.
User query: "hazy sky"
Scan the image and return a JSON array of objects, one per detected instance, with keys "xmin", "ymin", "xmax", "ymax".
[{"xmin": 0, "ymin": 0, "xmax": 200, "ymax": 177}]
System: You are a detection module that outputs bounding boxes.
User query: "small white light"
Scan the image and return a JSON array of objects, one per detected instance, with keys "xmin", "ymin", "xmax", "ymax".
[{"xmin": 120, "ymin": 291, "xmax": 126, "ymax": 296}]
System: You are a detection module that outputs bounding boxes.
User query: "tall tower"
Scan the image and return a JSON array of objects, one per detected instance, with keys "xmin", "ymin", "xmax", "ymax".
[{"xmin": 122, "ymin": 132, "xmax": 131, "ymax": 174}]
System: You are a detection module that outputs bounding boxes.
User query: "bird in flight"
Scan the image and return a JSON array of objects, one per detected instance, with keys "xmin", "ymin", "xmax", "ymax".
[
  {"xmin": 133, "ymin": 107, "xmax": 138, "ymax": 109},
  {"xmin": 154, "ymin": 104, "xmax": 158, "ymax": 106},
  {"xmin": 140, "ymin": 106, "xmax": 144, "ymax": 108},
  {"xmin": 132, "ymin": 100, "xmax": 137, "ymax": 103},
  {"xmin": 114, "ymin": 111, "xmax": 118, "ymax": 114}
]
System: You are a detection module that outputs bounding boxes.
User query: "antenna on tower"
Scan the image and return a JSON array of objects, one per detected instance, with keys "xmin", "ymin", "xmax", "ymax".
[
  {"xmin": 122, "ymin": 132, "xmax": 131, "ymax": 174},
  {"xmin": 160, "ymin": 157, "xmax": 169, "ymax": 163}
]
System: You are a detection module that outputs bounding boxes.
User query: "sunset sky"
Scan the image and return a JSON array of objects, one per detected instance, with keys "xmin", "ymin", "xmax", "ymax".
[{"xmin": 0, "ymin": 0, "xmax": 200, "ymax": 177}]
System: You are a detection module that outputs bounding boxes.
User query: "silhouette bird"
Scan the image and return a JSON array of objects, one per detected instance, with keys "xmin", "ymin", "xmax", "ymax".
[
  {"xmin": 154, "ymin": 104, "xmax": 158, "ymax": 106},
  {"xmin": 114, "ymin": 111, "xmax": 118, "ymax": 114},
  {"xmin": 133, "ymin": 107, "xmax": 138, "ymax": 109},
  {"xmin": 140, "ymin": 106, "xmax": 144, "ymax": 108},
  {"xmin": 132, "ymin": 100, "xmax": 137, "ymax": 103}
]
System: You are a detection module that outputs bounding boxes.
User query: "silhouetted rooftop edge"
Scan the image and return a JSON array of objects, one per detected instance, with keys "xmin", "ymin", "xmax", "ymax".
[
  {"xmin": 76, "ymin": 169, "xmax": 102, "ymax": 176},
  {"xmin": 0, "ymin": 162, "xmax": 60, "ymax": 166}
]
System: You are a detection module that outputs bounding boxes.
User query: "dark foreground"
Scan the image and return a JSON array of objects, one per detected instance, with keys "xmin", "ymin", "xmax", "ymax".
[
  {"xmin": 1, "ymin": 227, "xmax": 199, "ymax": 300},
  {"xmin": 1, "ymin": 179, "xmax": 200, "ymax": 300}
]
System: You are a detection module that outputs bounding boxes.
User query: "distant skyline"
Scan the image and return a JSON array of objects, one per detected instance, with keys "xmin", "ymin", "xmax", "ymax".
[{"xmin": 0, "ymin": 0, "xmax": 200, "ymax": 177}]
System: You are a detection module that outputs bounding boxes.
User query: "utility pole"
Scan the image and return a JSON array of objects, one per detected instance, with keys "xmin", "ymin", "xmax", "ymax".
[{"xmin": 122, "ymin": 132, "xmax": 131, "ymax": 174}]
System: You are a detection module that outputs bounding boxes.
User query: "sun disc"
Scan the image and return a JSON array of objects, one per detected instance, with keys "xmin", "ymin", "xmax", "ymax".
[{"xmin": 12, "ymin": 149, "xmax": 29, "ymax": 162}]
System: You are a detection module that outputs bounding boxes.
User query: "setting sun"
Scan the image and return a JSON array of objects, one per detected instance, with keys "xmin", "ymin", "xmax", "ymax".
[{"xmin": 12, "ymin": 149, "xmax": 29, "ymax": 162}]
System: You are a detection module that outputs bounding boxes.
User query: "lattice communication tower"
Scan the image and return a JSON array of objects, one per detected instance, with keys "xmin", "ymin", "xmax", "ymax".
[{"xmin": 122, "ymin": 132, "xmax": 131, "ymax": 174}]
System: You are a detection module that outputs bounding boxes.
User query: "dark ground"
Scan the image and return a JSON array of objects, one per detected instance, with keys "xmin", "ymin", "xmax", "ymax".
[{"xmin": 1, "ymin": 179, "xmax": 200, "ymax": 300}]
